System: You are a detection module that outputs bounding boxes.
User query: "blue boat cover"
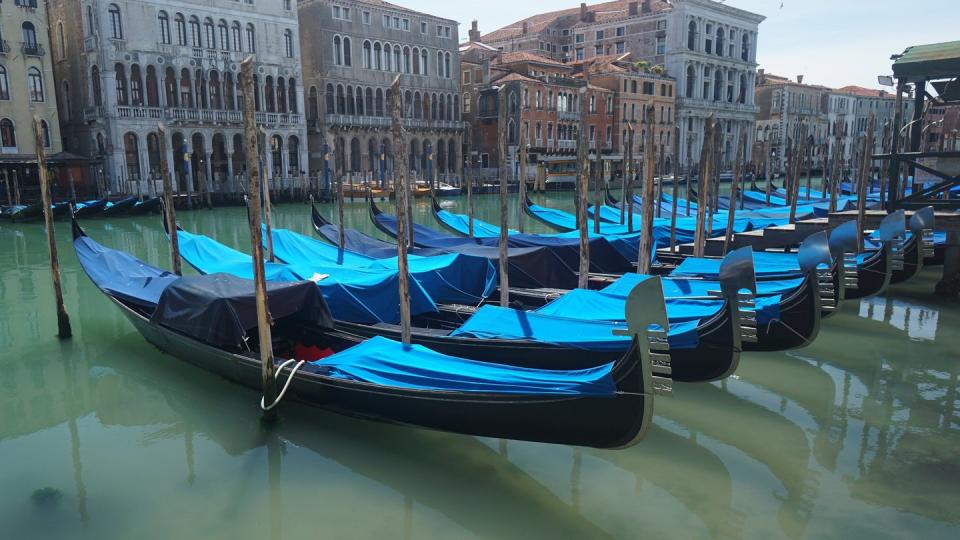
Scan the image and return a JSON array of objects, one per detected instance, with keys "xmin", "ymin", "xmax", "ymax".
[
  {"xmin": 535, "ymin": 288, "xmax": 725, "ymax": 329},
  {"xmin": 450, "ymin": 305, "xmax": 700, "ymax": 350},
  {"xmin": 312, "ymin": 336, "xmax": 616, "ymax": 396},
  {"xmin": 74, "ymin": 234, "xmax": 180, "ymax": 310},
  {"xmin": 269, "ymin": 227, "xmax": 497, "ymax": 304},
  {"xmin": 175, "ymin": 229, "xmax": 438, "ymax": 324}
]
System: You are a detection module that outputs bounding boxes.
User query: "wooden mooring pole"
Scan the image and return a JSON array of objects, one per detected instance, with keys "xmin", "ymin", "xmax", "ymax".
[
  {"xmin": 576, "ymin": 88, "xmax": 590, "ymax": 289},
  {"xmin": 242, "ymin": 58, "xmax": 278, "ymax": 420},
  {"xmin": 260, "ymin": 128, "xmax": 275, "ymax": 263},
  {"xmin": 593, "ymin": 135, "xmax": 601, "ymax": 235},
  {"xmin": 693, "ymin": 116, "xmax": 714, "ymax": 258},
  {"xmin": 3, "ymin": 171, "xmax": 11, "ymax": 206},
  {"xmin": 497, "ymin": 85, "xmax": 511, "ymax": 305},
  {"xmin": 390, "ymin": 76, "xmax": 412, "ymax": 343},
  {"xmin": 465, "ymin": 136, "xmax": 474, "ymax": 237},
  {"xmin": 669, "ymin": 124, "xmax": 680, "ymax": 251},
  {"xmin": 35, "ymin": 117, "xmax": 71, "ymax": 339},
  {"xmin": 856, "ymin": 113, "xmax": 876, "ymax": 252},
  {"xmin": 518, "ymin": 127, "xmax": 527, "ymax": 234},
  {"xmin": 724, "ymin": 128, "xmax": 747, "ymax": 254},
  {"xmin": 637, "ymin": 106, "xmax": 657, "ymax": 274},
  {"xmin": 158, "ymin": 124, "xmax": 182, "ymax": 275},
  {"xmin": 626, "ymin": 124, "xmax": 635, "ymax": 232}
]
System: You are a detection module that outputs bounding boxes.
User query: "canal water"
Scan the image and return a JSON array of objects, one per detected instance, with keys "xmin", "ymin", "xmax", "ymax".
[{"xmin": 1, "ymin": 194, "xmax": 958, "ymax": 540}]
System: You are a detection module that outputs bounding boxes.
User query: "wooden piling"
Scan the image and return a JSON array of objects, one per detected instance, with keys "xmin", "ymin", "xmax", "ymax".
[
  {"xmin": 637, "ymin": 106, "xmax": 657, "ymax": 274},
  {"xmin": 390, "ymin": 76, "xmax": 412, "ymax": 343},
  {"xmin": 626, "ymin": 123, "xmax": 635, "ymax": 232},
  {"xmin": 829, "ymin": 132, "xmax": 843, "ymax": 213},
  {"xmin": 35, "ymin": 117, "xmax": 71, "ymax": 339},
  {"xmin": 724, "ymin": 128, "xmax": 748, "ymax": 254},
  {"xmin": 593, "ymin": 135, "xmax": 601, "ymax": 235},
  {"xmin": 260, "ymin": 129, "xmax": 275, "ymax": 263},
  {"xmin": 669, "ymin": 124, "xmax": 680, "ymax": 251},
  {"xmin": 856, "ymin": 113, "xmax": 876, "ymax": 252},
  {"xmin": 3, "ymin": 171, "xmax": 10, "ymax": 206},
  {"xmin": 241, "ymin": 58, "xmax": 277, "ymax": 420},
  {"xmin": 764, "ymin": 138, "xmax": 772, "ymax": 206},
  {"xmin": 497, "ymin": 85, "xmax": 511, "ymax": 305},
  {"xmin": 465, "ymin": 135, "xmax": 474, "ymax": 237},
  {"xmin": 788, "ymin": 124, "xmax": 807, "ymax": 224},
  {"xmin": 685, "ymin": 135, "xmax": 694, "ymax": 217},
  {"xmin": 336, "ymin": 138, "xmax": 346, "ymax": 249},
  {"xmin": 576, "ymin": 88, "xmax": 590, "ymax": 289},
  {"xmin": 518, "ymin": 127, "xmax": 528, "ymax": 234},
  {"xmin": 12, "ymin": 169, "xmax": 21, "ymax": 206},
  {"xmin": 158, "ymin": 125, "xmax": 182, "ymax": 276},
  {"xmin": 706, "ymin": 122, "xmax": 722, "ymax": 237},
  {"xmin": 693, "ymin": 116, "xmax": 714, "ymax": 258}
]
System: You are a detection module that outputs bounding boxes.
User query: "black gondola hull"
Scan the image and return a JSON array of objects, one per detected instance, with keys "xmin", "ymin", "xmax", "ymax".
[{"xmin": 744, "ymin": 275, "xmax": 820, "ymax": 352}]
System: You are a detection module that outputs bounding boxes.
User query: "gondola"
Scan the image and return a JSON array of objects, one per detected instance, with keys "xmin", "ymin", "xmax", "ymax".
[
  {"xmin": 174, "ymin": 216, "xmax": 744, "ymax": 383},
  {"xmin": 74, "ymin": 198, "xmax": 108, "ymax": 218},
  {"xmin": 72, "ymin": 217, "xmax": 660, "ymax": 449},
  {"xmin": 129, "ymin": 196, "xmax": 162, "ymax": 215},
  {"xmin": 4, "ymin": 202, "xmax": 44, "ymax": 222},
  {"xmin": 101, "ymin": 196, "xmax": 140, "ymax": 217}
]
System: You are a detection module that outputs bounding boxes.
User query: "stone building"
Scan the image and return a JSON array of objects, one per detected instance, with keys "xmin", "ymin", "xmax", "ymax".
[
  {"xmin": 480, "ymin": 0, "xmax": 763, "ymax": 169},
  {"xmin": 0, "ymin": 0, "xmax": 69, "ymax": 201},
  {"xmin": 48, "ymin": 0, "xmax": 307, "ymax": 196},
  {"xmin": 298, "ymin": 0, "xmax": 464, "ymax": 183},
  {"xmin": 754, "ymin": 72, "xmax": 831, "ymax": 173},
  {"xmin": 827, "ymin": 86, "xmax": 909, "ymax": 172}
]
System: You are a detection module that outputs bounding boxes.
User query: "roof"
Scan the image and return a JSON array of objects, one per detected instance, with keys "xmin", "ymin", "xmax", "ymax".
[
  {"xmin": 835, "ymin": 85, "xmax": 894, "ymax": 99},
  {"xmin": 892, "ymin": 40, "xmax": 960, "ymax": 80},
  {"xmin": 301, "ymin": 0, "xmax": 455, "ymax": 24},
  {"xmin": 491, "ymin": 72, "xmax": 541, "ymax": 84},
  {"xmin": 481, "ymin": 0, "xmax": 671, "ymax": 43},
  {"xmin": 498, "ymin": 51, "xmax": 569, "ymax": 67}
]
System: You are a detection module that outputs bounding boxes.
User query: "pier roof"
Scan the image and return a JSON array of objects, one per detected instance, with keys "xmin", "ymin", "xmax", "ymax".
[{"xmin": 893, "ymin": 40, "xmax": 960, "ymax": 80}]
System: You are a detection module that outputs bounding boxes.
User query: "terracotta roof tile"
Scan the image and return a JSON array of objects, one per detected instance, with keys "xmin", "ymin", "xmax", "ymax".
[
  {"xmin": 481, "ymin": 1, "xmax": 671, "ymax": 43},
  {"xmin": 835, "ymin": 85, "xmax": 895, "ymax": 98}
]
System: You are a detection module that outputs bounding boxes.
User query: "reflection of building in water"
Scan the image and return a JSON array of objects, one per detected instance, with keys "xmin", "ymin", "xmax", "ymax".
[{"xmin": 858, "ymin": 297, "xmax": 940, "ymax": 341}]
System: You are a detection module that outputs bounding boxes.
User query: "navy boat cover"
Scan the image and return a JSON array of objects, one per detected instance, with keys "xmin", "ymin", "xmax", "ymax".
[{"xmin": 74, "ymin": 233, "xmax": 179, "ymax": 310}]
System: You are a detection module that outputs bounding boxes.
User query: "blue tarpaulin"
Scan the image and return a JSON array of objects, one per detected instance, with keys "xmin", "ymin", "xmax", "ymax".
[
  {"xmin": 74, "ymin": 234, "xmax": 179, "ymax": 310},
  {"xmin": 175, "ymin": 229, "xmax": 439, "ymax": 324},
  {"xmin": 312, "ymin": 336, "xmax": 617, "ymax": 396}
]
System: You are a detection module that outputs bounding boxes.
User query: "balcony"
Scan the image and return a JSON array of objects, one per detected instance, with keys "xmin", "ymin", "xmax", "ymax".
[
  {"xmin": 104, "ymin": 105, "xmax": 303, "ymax": 128},
  {"xmin": 557, "ymin": 140, "xmax": 576, "ymax": 150},
  {"xmin": 83, "ymin": 106, "xmax": 104, "ymax": 122},
  {"xmin": 117, "ymin": 106, "xmax": 164, "ymax": 120},
  {"xmin": 21, "ymin": 42, "xmax": 44, "ymax": 57},
  {"xmin": 558, "ymin": 110, "xmax": 579, "ymax": 122}
]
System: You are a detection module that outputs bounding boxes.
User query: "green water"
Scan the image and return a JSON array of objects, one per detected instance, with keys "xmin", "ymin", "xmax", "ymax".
[{"xmin": 1, "ymin": 195, "xmax": 958, "ymax": 540}]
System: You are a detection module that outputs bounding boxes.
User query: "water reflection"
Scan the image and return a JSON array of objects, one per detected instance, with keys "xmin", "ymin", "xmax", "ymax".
[{"xmin": 1, "ymin": 203, "xmax": 959, "ymax": 539}]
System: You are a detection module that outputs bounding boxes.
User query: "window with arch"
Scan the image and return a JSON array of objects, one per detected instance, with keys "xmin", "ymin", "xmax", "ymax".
[
  {"xmin": 384, "ymin": 44, "xmax": 392, "ymax": 71},
  {"xmin": 204, "ymin": 18, "xmax": 215, "ymax": 49},
  {"xmin": 687, "ymin": 21, "xmax": 697, "ymax": 51},
  {"xmin": 741, "ymin": 33, "xmax": 750, "ymax": 61},
  {"xmin": 334, "ymin": 36, "xmax": 343, "ymax": 65},
  {"xmin": 394, "ymin": 47, "xmax": 401, "ymax": 73},
  {"xmin": 420, "ymin": 49, "xmax": 428, "ymax": 75},
  {"xmin": 219, "ymin": 20, "xmax": 229, "ymax": 50},
  {"xmin": 342, "ymin": 37, "xmax": 352, "ymax": 66},
  {"xmin": 58, "ymin": 22, "xmax": 66, "ymax": 58},
  {"xmin": 115, "ymin": 63, "xmax": 128, "ymax": 105},
  {"xmin": 130, "ymin": 64, "xmax": 143, "ymax": 105},
  {"xmin": 0, "ymin": 119, "xmax": 15, "ymax": 149},
  {"xmin": 437, "ymin": 51, "xmax": 443, "ymax": 77},
  {"xmin": 445, "ymin": 53, "xmax": 451, "ymax": 79},
  {"xmin": 373, "ymin": 42, "xmax": 382, "ymax": 70},
  {"xmin": 40, "ymin": 120, "xmax": 51, "ymax": 148},
  {"xmin": 232, "ymin": 22, "xmax": 242, "ymax": 51},
  {"xmin": 189, "ymin": 17, "xmax": 201, "ymax": 47},
  {"xmin": 87, "ymin": 6, "xmax": 96, "ymax": 37},
  {"xmin": 175, "ymin": 14, "xmax": 187, "ymax": 46},
  {"xmin": 91, "ymin": 65, "xmax": 102, "ymax": 106},
  {"xmin": 325, "ymin": 83, "xmax": 334, "ymax": 114},
  {"xmin": 158, "ymin": 12, "xmax": 171, "ymax": 44},
  {"xmin": 362, "ymin": 40, "xmax": 372, "ymax": 69},
  {"xmin": 109, "ymin": 4, "xmax": 123, "ymax": 39},
  {"xmin": 0, "ymin": 66, "xmax": 8, "ymax": 100},
  {"xmin": 246, "ymin": 24, "xmax": 256, "ymax": 53},
  {"xmin": 716, "ymin": 28, "xmax": 724, "ymax": 57},
  {"xmin": 22, "ymin": 22, "xmax": 38, "ymax": 48},
  {"xmin": 685, "ymin": 65, "xmax": 696, "ymax": 99},
  {"xmin": 403, "ymin": 47, "xmax": 411, "ymax": 74},
  {"xmin": 28, "ymin": 67, "xmax": 44, "ymax": 102},
  {"xmin": 284, "ymin": 30, "xmax": 294, "ymax": 58}
]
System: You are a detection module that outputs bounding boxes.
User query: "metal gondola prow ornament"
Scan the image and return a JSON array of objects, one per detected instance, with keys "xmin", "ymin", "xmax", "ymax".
[
  {"xmin": 616, "ymin": 276, "xmax": 672, "ymax": 397},
  {"xmin": 830, "ymin": 221, "xmax": 860, "ymax": 294},
  {"xmin": 879, "ymin": 209, "xmax": 907, "ymax": 271},
  {"xmin": 798, "ymin": 231, "xmax": 832, "ymax": 317},
  {"xmin": 718, "ymin": 246, "xmax": 758, "ymax": 345},
  {"xmin": 909, "ymin": 206, "xmax": 936, "ymax": 259}
]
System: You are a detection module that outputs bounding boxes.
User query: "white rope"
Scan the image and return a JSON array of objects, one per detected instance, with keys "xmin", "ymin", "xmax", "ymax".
[{"xmin": 260, "ymin": 358, "xmax": 307, "ymax": 411}]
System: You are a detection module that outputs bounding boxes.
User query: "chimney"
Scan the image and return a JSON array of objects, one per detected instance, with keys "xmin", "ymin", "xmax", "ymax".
[
  {"xmin": 522, "ymin": 22, "xmax": 528, "ymax": 35},
  {"xmin": 757, "ymin": 68, "xmax": 765, "ymax": 84},
  {"xmin": 580, "ymin": 3, "xmax": 588, "ymax": 22},
  {"xmin": 469, "ymin": 20, "xmax": 480, "ymax": 42},
  {"xmin": 628, "ymin": 2, "xmax": 639, "ymax": 16},
  {"xmin": 641, "ymin": 0, "xmax": 652, "ymax": 14},
  {"xmin": 797, "ymin": 75, "xmax": 804, "ymax": 84}
]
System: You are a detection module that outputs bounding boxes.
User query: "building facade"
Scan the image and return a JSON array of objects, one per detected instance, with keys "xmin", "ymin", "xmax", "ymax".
[
  {"xmin": 49, "ymin": 0, "xmax": 307, "ymax": 196},
  {"xmin": 480, "ymin": 0, "xmax": 763, "ymax": 169},
  {"xmin": 754, "ymin": 72, "xmax": 831, "ymax": 173},
  {"xmin": 298, "ymin": 0, "xmax": 464, "ymax": 182},
  {"xmin": 827, "ymin": 86, "xmax": 909, "ymax": 172},
  {"xmin": 0, "ymin": 0, "xmax": 66, "ymax": 201}
]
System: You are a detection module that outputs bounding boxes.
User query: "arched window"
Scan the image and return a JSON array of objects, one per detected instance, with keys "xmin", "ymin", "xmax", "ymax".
[
  {"xmin": 40, "ymin": 120, "xmax": 51, "ymax": 148},
  {"xmin": 325, "ymin": 83, "xmax": 334, "ymax": 114},
  {"xmin": 308, "ymin": 86, "xmax": 319, "ymax": 121},
  {"xmin": 420, "ymin": 49, "xmax": 428, "ymax": 76},
  {"xmin": 336, "ymin": 84, "xmax": 345, "ymax": 114},
  {"xmin": 91, "ymin": 65, "xmax": 102, "ymax": 106},
  {"xmin": 284, "ymin": 30, "xmax": 294, "ymax": 58},
  {"xmin": 716, "ymin": 28, "xmax": 724, "ymax": 57},
  {"xmin": 245, "ymin": 23, "xmax": 256, "ymax": 53},
  {"xmin": 363, "ymin": 41, "xmax": 372, "ymax": 69},
  {"xmin": 685, "ymin": 65, "xmax": 696, "ymax": 99},
  {"xmin": 394, "ymin": 47, "xmax": 401, "ymax": 73},
  {"xmin": 232, "ymin": 22, "xmax": 242, "ymax": 51},
  {"xmin": 403, "ymin": 47, "xmax": 411, "ymax": 74},
  {"xmin": 343, "ymin": 37, "xmax": 352, "ymax": 66},
  {"xmin": 384, "ymin": 44, "xmax": 392, "ymax": 71},
  {"xmin": 61, "ymin": 81, "xmax": 71, "ymax": 119},
  {"xmin": 189, "ymin": 17, "xmax": 201, "ymax": 47},
  {"xmin": 288, "ymin": 136, "xmax": 300, "ymax": 173},
  {"xmin": 445, "ymin": 53, "xmax": 451, "ymax": 79},
  {"xmin": 109, "ymin": 4, "xmax": 123, "ymax": 39},
  {"xmin": 334, "ymin": 36, "xmax": 343, "ymax": 66},
  {"xmin": 412, "ymin": 47, "xmax": 420, "ymax": 74},
  {"xmin": 129, "ymin": 64, "xmax": 143, "ymax": 106},
  {"xmin": 374, "ymin": 42, "xmax": 382, "ymax": 70},
  {"xmin": 288, "ymin": 78, "xmax": 297, "ymax": 113},
  {"xmin": 365, "ymin": 87, "xmax": 373, "ymax": 116},
  {"xmin": 175, "ymin": 14, "xmax": 187, "ymax": 46},
  {"xmin": 57, "ymin": 22, "xmax": 66, "ymax": 58},
  {"xmin": 687, "ymin": 21, "xmax": 697, "ymax": 51},
  {"xmin": 28, "ymin": 67, "xmax": 44, "ymax": 102},
  {"xmin": 204, "ymin": 18, "xmax": 215, "ymax": 49},
  {"xmin": 164, "ymin": 67, "xmax": 178, "ymax": 107},
  {"xmin": 277, "ymin": 77, "xmax": 287, "ymax": 113},
  {"xmin": 741, "ymin": 33, "xmax": 750, "ymax": 61},
  {"xmin": 87, "ymin": 6, "xmax": 95, "ymax": 36},
  {"xmin": 219, "ymin": 20, "xmax": 229, "ymax": 50},
  {"xmin": 0, "ymin": 119, "xmax": 15, "ymax": 148},
  {"xmin": 158, "ymin": 12, "xmax": 170, "ymax": 44},
  {"xmin": 0, "ymin": 66, "xmax": 9, "ymax": 101},
  {"xmin": 346, "ymin": 86, "xmax": 355, "ymax": 115},
  {"xmin": 713, "ymin": 69, "xmax": 723, "ymax": 101},
  {"xmin": 22, "ymin": 22, "xmax": 38, "ymax": 48},
  {"xmin": 437, "ymin": 51, "xmax": 443, "ymax": 77}
]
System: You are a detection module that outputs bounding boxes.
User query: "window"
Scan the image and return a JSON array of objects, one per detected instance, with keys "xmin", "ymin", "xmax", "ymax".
[
  {"xmin": 363, "ymin": 41, "xmax": 372, "ymax": 69},
  {"xmin": 333, "ymin": 6, "xmax": 351, "ymax": 21},
  {"xmin": 595, "ymin": 45, "xmax": 603, "ymax": 55},
  {"xmin": 343, "ymin": 37, "xmax": 352, "ymax": 66},
  {"xmin": 393, "ymin": 17, "xmax": 400, "ymax": 29},
  {"xmin": 575, "ymin": 33, "xmax": 584, "ymax": 44},
  {"xmin": 204, "ymin": 18, "xmax": 215, "ymax": 49},
  {"xmin": 704, "ymin": 24, "xmax": 712, "ymax": 54},
  {"xmin": 741, "ymin": 33, "xmax": 750, "ymax": 61},
  {"xmin": 0, "ymin": 119, "xmax": 15, "ymax": 149},
  {"xmin": 40, "ymin": 120, "xmax": 51, "ymax": 148},
  {"xmin": 22, "ymin": 22, "xmax": 38, "ymax": 47},
  {"xmin": 383, "ymin": 15, "xmax": 390, "ymax": 27},
  {"xmin": 657, "ymin": 20, "xmax": 667, "ymax": 30},
  {"xmin": 284, "ymin": 30, "xmax": 294, "ymax": 58},
  {"xmin": 246, "ymin": 24, "xmax": 256, "ymax": 53},
  {"xmin": 616, "ymin": 27, "xmax": 625, "ymax": 37},
  {"xmin": 158, "ymin": 12, "xmax": 171, "ymax": 44},
  {"xmin": 616, "ymin": 42, "xmax": 625, "ymax": 54},
  {"xmin": 687, "ymin": 21, "xmax": 697, "ymax": 51},
  {"xmin": 28, "ymin": 67, "xmax": 44, "ymax": 102},
  {"xmin": 656, "ymin": 36, "xmax": 665, "ymax": 55},
  {"xmin": 219, "ymin": 21, "xmax": 229, "ymax": 50},
  {"xmin": 176, "ymin": 15, "xmax": 187, "ymax": 46},
  {"xmin": 595, "ymin": 30, "xmax": 603, "ymax": 41},
  {"xmin": 0, "ymin": 66, "xmax": 8, "ymax": 100},
  {"xmin": 716, "ymin": 28, "xmax": 724, "ymax": 57},
  {"xmin": 334, "ymin": 36, "xmax": 343, "ymax": 65},
  {"xmin": 363, "ymin": 11, "xmax": 371, "ymax": 24},
  {"xmin": 109, "ymin": 4, "xmax": 123, "ymax": 39},
  {"xmin": 190, "ymin": 17, "xmax": 201, "ymax": 47},
  {"xmin": 421, "ymin": 21, "xmax": 427, "ymax": 34},
  {"xmin": 402, "ymin": 19, "xmax": 410, "ymax": 31},
  {"xmin": 232, "ymin": 22, "xmax": 242, "ymax": 51},
  {"xmin": 576, "ymin": 48, "xmax": 584, "ymax": 61}
]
